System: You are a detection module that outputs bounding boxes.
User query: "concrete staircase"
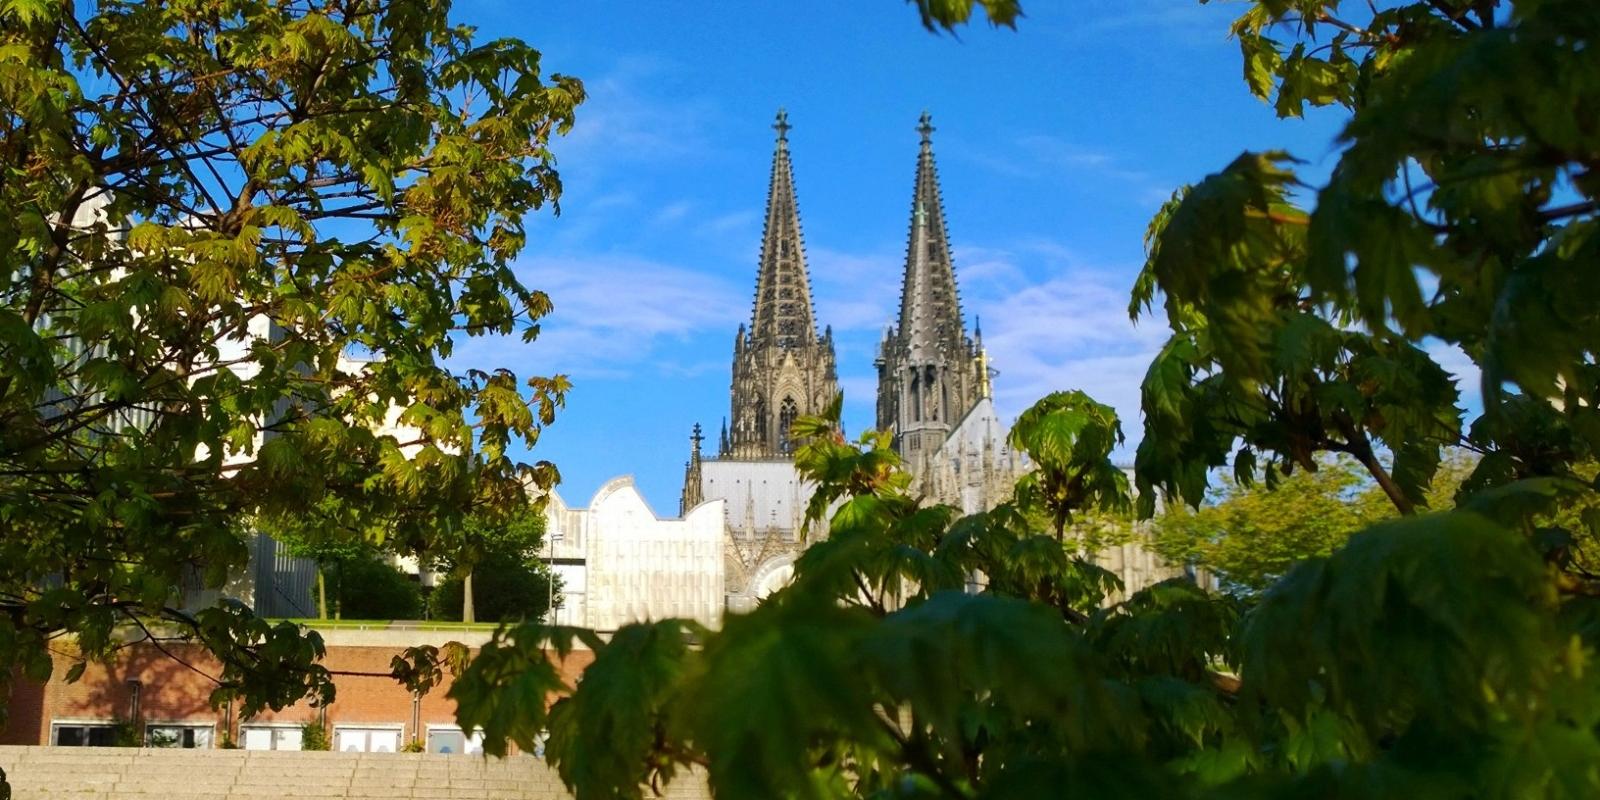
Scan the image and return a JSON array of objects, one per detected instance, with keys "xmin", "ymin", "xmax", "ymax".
[{"xmin": 0, "ymin": 746, "xmax": 711, "ymax": 799}]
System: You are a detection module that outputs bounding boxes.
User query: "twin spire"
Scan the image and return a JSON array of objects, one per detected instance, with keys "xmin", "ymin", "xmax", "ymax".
[
  {"xmin": 749, "ymin": 108, "xmax": 968, "ymax": 354},
  {"xmin": 688, "ymin": 110, "xmax": 988, "ymax": 509}
]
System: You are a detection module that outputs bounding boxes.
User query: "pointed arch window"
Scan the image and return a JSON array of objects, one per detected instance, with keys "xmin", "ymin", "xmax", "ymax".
[
  {"xmin": 909, "ymin": 373, "xmax": 921, "ymax": 423},
  {"xmin": 778, "ymin": 396, "xmax": 799, "ymax": 453}
]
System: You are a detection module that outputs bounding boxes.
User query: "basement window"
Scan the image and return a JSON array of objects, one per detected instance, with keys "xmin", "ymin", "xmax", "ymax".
[
  {"xmin": 146, "ymin": 723, "xmax": 214, "ymax": 749},
  {"xmin": 425, "ymin": 725, "xmax": 485, "ymax": 755},
  {"xmin": 240, "ymin": 724, "xmax": 303, "ymax": 751},
  {"xmin": 334, "ymin": 725, "xmax": 403, "ymax": 753},
  {"xmin": 51, "ymin": 722, "xmax": 119, "ymax": 747}
]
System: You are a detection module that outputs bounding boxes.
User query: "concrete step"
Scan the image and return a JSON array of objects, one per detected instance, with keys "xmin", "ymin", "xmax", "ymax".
[{"xmin": 0, "ymin": 744, "xmax": 718, "ymax": 799}]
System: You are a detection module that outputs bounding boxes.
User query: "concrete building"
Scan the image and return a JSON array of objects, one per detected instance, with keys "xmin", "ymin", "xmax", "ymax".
[{"xmin": 541, "ymin": 478, "xmax": 725, "ymax": 630}]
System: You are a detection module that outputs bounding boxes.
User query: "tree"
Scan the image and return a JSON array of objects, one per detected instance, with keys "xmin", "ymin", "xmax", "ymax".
[
  {"xmin": 1008, "ymin": 390, "xmax": 1130, "ymax": 540},
  {"xmin": 426, "ymin": 503, "xmax": 550, "ymax": 623},
  {"xmin": 256, "ymin": 499, "xmax": 385, "ymax": 620},
  {"xmin": 0, "ymin": 0, "xmax": 577, "ymax": 728},
  {"xmin": 427, "ymin": 549, "xmax": 559, "ymax": 624},
  {"xmin": 438, "ymin": 1, "xmax": 1600, "ymax": 797},
  {"xmin": 1152, "ymin": 454, "xmax": 1476, "ymax": 593},
  {"xmin": 426, "ymin": 504, "xmax": 558, "ymax": 624}
]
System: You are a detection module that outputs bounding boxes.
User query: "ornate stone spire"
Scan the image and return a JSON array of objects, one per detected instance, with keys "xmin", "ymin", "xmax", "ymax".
[
  {"xmin": 876, "ymin": 112, "xmax": 983, "ymax": 460},
  {"xmin": 749, "ymin": 108, "xmax": 818, "ymax": 349},
  {"xmin": 723, "ymin": 111, "xmax": 840, "ymax": 459},
  {"xmin": 680, "ymin": 423, "xmax": 706, "ymax": 515},
  {"xmin": 897, "ymin": 111, "xmax": 965, "ymax": 355}
]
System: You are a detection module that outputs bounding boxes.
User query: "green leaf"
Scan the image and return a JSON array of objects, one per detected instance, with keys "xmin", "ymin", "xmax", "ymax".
[{"xmin": 547, "ymin": 620, "xmax": 702, "ymax": 799}]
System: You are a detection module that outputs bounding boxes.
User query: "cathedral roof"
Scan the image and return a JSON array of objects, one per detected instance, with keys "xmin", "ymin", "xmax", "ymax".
[
  {"xmin": 749, "ymin": 109, "xmax": 819, "ymax": 349},
  {"xmin": 894, "ymin": 112, "xmax": 968, "ymax": 358}
]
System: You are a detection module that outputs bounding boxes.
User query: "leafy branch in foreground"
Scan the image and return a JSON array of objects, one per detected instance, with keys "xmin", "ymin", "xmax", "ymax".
[
  {"xmin": 441, "ymin": 1, "xmax": 1600, "ymax": 797},
  {"xmin": 0, "ymin": 0, "xmax": 579, "ymax": 718}
]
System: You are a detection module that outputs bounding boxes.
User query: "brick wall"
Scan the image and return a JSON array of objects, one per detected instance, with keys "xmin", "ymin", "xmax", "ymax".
[{"xmin": 1, "ymin": 635, "xmax": 594, "ymax": 751}]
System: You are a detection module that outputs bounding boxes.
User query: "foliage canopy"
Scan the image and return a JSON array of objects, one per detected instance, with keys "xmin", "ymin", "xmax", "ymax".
[
  {"xmin": 0, "ymin": 0, "xmax": 577, "ymax": 721},
  {"xmin": 6, "ymin": 0, "xmax": 1600, "ymax": 799},
  {"xmin": 439, "ymin": 1, "xmax": 1600, "ymax": 798}
]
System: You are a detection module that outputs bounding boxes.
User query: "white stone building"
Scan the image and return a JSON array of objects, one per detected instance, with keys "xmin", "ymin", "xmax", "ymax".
[{"xmin": 541, "ymin": 478, "xmax": 726, "ymax": 630}]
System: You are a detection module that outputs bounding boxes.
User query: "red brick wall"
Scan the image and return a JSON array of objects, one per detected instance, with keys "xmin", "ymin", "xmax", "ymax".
[
  {"xmin": 1, "ymin": 672, "xmax": 47, "ymax": 746},
  {"xmin": 0, "ymin": 641, "xmax": 594, "ymax": 749}
]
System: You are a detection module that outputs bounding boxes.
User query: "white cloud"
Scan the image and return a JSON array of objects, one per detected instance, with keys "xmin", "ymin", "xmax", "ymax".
[
  {"xmin": 448, "ymin": 253, "xmax": 745, "ymax": 379},
  {"xmin": 556, "ymin": 57, "xmax": 719, "ymax": 169},
  {"xmin": 968, "ymin": 265, "xmax": 1165, "ymax": 452},
  {"xmin": 808, "ymin": 246, "xmax": 901, "ymax": 332},
  {"xmin": 960, "ymin": 131, "xmax": 1172, "ymax": 207}
]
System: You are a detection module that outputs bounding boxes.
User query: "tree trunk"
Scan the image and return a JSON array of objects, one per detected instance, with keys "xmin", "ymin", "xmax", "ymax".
[
  {"xmin": 316, "ymin": 567, "xmax": 328, "ymax": 620},
  {"xmin": 462, "ymin": 570, "xmax": 476, "ymax": 624}
]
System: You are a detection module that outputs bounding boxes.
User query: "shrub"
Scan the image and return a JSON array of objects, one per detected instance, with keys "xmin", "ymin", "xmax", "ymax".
[
  {"xmin": 427, "ymin": 550, "xmax": 558, "ymax": 623},
  {"xmin": 334, "ymin": 557, "xmax": 423, "ymax": 620},
  {"xmin": 301, "ymin": 721, "xmax": 331, "ymax": 751}
]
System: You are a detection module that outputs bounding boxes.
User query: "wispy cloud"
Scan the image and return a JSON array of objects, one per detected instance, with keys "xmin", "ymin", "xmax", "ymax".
[
  {"xmin": 557, "ymin": 56, "xmax": 720, "ymax": 169},
  {"xmin": 1053, "ymin": 1, "xmax": 1237, "ymax": 45},
  {"xmin": 808, "ymin": 238, "xmax": 1164, "ymax": 451},
  {"xmin": 449, "ymin": 253, "xmax": 745, "ymax": 379},
  {"xmin": 838, "ymin": 375, "xmax": 879, "ymax": 411},
  {"xmin": 651, "ymin": 200, "xmax": 694, "ymax": 227},
  {"xmin": 949, "ymin": 241, "xmax": 1164, "ymax": 453},
  {"xmin": 953, "ymin": 244, "xmax": 1029, "ymax": 293},
  {"xmin": 698, "ymin": 209, "xmax": 760, "ymax": 240},
  {"xmin": 963, "ymin": 132, "xmax": 1171, "ymax": 205},
  {"xmin": 809, "ymin": 246, "xmax": 900, "ymax": 332}
]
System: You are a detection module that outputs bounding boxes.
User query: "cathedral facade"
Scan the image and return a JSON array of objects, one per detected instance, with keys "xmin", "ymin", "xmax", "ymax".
[
  {"xmin": 680, "ymin": 110, "xmax": 837, "ymax": 613},
  {"xmin": 681, "ymin": 111, "xmax": 1025, "ymax": 612},
  {"xmin": 537, "ymin": 111, "xmax": 1184, "ymax": 630},
  {"xmin": 874, "ymin": 113, "xmax": 1025, "ymax": 515}
]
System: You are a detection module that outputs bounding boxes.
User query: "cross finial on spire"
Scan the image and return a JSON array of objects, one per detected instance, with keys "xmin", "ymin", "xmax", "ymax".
[
  {"xmin": 773, "ymin": 108, "xmax": 791, "ymax": 142},
  {"xmin": 917, "ymin": 110, "xmax": 935, "ymax": 144},
  {"xmin": 691, "ymin": 422, "xmax": 704, "ymax": 452}
]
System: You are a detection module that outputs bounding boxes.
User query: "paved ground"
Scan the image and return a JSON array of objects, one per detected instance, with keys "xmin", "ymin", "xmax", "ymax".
[{"xmin": 0, "ymin": 745, "xmax": 710, "ymax": 799}]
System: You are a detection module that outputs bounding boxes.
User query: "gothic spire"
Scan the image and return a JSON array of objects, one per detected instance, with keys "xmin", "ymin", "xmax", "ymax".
[
  {"xmin": 680, "ymin": 422, "xmax": 706, "ymax": 515},
  {"xmin": 896, "ymin": 111, "xmax": 965, "ymax": 356},
  {"xmin": 750, "ymin": 108, "xmax": 818, "ymax": 349}
]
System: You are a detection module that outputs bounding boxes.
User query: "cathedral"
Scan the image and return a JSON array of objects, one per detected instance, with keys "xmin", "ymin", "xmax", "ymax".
[
  {"xmin": 532, "ymin": 111, "xmax": 1182, "ymax": 631},
  {"xmin": 680, "ymin": 111, "xmax": 1026, "ymax": 612}
]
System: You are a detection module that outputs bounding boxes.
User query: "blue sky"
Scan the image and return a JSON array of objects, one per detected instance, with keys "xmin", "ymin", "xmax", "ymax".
[{"xmin": 446, "ymin": 0, "xmax": 1373, "ymax": 511}]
